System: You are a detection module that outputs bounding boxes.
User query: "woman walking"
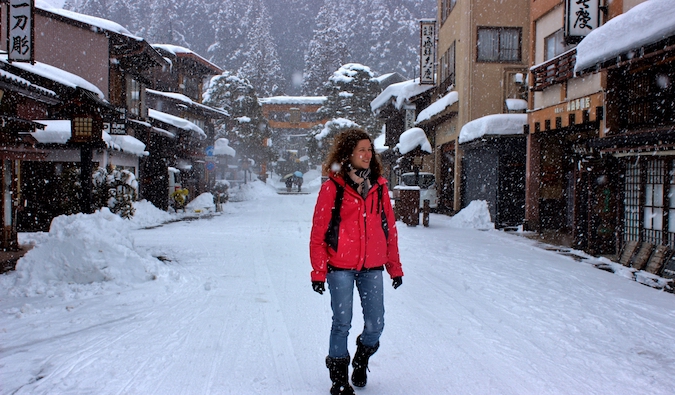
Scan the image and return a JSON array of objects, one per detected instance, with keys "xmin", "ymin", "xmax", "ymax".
[{"xmin": 309, "ymin": 128, "xmax": 404, "ymax": 395}]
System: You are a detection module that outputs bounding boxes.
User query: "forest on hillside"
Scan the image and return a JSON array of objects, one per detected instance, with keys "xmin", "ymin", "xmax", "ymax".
[{"xmin": 65, "ymin": 0, "xmax": 437, "ymax": 96}]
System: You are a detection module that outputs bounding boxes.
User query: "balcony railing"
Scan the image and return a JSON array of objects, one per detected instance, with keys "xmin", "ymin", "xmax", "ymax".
[{"xmin": 531, "ymin": 49, "xmax": 576, "ymax": 91}]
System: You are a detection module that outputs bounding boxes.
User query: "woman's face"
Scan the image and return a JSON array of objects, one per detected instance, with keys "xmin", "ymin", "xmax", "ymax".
[{"xmin": 350, "ymin": 139, "xmax": 373, "ymax": 170}]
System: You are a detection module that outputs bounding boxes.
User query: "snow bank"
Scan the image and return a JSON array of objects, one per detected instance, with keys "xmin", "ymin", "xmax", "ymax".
[
  {"xmin": 186, "ymin": 193, "xmax": 216, "ymax": 213},
  {"xmin": 396, "ymin": 127, "xmax": 432, "ymax": 154},
  {"xmin": 448, "ymin": 200, "xmax": 494, "ymax": 230},
  {"xmin": 1, "ymin": 209, "xmax": 165, "ymax": 298},
  {"xmin": 128, "ymin": 200, "xmax": 174, "ymax": 228},
  {"xmin": 575, "ymin": 0, "xmax": 675, "ymax": 73},
  {"xmin": 229, "ymin": 180, "xmax": 279, "ymax": 202},
  {"xmin": 459, "ymin": 114, "xmax": 527, "ymax": 144}
]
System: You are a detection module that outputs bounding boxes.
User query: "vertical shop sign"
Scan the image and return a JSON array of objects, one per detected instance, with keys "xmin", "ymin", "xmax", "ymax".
[
  {"xmin": 7, "ymin": 0, "xmax": 34, "ymax": 63},
  {"xmin": 419, "ymin": 19, "xmax": 436, "ymax": 85},
  {"xmin": 565, "ymin": 0, "xmax": 600, "ymax": 43}
]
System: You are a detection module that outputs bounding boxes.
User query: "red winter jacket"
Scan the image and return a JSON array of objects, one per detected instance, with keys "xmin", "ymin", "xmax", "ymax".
[{"xmin": 310, "ymin": 174, "xmax": 404, "ymax": 282}]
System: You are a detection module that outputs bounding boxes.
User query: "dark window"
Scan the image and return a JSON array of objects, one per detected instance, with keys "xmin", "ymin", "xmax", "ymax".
[
  {"xmin": 441, "ymin": 0, "xmax": 457, "ymax": 24},
  {"xmin": 440, "ymin": 41, "xmax": 456, "ymax": 91},
  {"xmin": 477, "ymin": 27, "xmax": 521, "ymax": 62}
]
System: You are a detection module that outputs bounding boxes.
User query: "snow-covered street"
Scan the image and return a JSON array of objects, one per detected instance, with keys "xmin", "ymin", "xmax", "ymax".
[{"xmin": 1, "ymin": 180, "xmax": 675, "ymax": 395}]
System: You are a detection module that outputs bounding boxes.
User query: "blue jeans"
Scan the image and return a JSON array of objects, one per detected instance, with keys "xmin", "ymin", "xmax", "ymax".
[{"xmin": 326, "ymin": 269, "xmax": 385, "ymax": 358}]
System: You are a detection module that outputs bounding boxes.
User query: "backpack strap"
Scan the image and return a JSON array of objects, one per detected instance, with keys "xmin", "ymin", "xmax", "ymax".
[
  {"xmin": 378, "ymin": 184, "xmax": 389, "ymax": 240},
  {"xmin": 324, "ymin": 179, "xmax": 344, "ymax": 251}
]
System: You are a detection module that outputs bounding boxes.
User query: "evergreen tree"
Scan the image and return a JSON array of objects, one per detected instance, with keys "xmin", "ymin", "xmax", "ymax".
[
  {"xmin": 203, "ymin": 72, "xmax": 277, "ymax": 166},
  {"xmin": 302, "ymin": 0, "xmax": 351, "ymax": 95},
  {"xmin": 238, "ymin": 0, "xmax": 285, "ymax": 97},
  {"xmin": 317, "ymin": 63, "xmax": 381, "ymax": 137}
]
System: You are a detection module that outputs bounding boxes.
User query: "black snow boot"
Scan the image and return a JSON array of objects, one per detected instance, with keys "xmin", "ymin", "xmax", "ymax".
[
  {"xmin": 325, "ymin": 355, "xmax": 355, "ymax": 395},
  {"xmin": 351, "ymin": 335, "xmax": 380, "ymax": 387}
]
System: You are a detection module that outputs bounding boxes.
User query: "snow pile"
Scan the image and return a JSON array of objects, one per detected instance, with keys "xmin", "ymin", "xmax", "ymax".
[
  {"xmin": 128, "ymin": 200, "xmax": 174, "ymax": 229},
  {"xmin": 370, "ymin": 78, "xmax": 435, "ymax": 113},
  {"xmin": 396, "ymin": 127, "xmax": 432, "ymax": 154},
  {"xmin": 229, "ymin": 180, "xmax": 279, "ymax": 202},
  {"xmin": 1, "ymin": 209, "xmax": 164, "ymax": 298},
  {"xmin": 575, "ymin": 0, "xmax": 675, "ymax": 73},
  {"xmin": 448, "ymin": 200, "xmax": 494, "ymax": 230},
  {"xmin": 185, "ymin": 193, "xmax": 216, "ymax": 213},
  {"xmin": 506, "ymin": 98, "xmax": 528, "ymax": 111},
  {"xmin": 416, "ymin": 91, "xmax": 459, "ymax": 124},
  {"xmin": 459, "ymin": 114, "xmax": 527, "ymax": 144}
]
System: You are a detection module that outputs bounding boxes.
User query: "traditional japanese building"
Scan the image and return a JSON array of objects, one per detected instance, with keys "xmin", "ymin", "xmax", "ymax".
[
  {"xmin": 574, "ymin": 0, "xmax": 675, "ymax": 257},
  {"xmin": 420, "ymin": 0, "xmax": 530, "ymax": 215}
]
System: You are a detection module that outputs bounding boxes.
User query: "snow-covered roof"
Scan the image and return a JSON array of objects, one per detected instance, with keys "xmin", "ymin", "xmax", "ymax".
[
  {"xmin": 416, "ymin": 91, "xmax": 459, "ymax": 124},
  {"xmin": 575, "ymin": 0, "xmax": 675, "ymax": 73},
  {"xmin": 371, "ymin": 79, "xmax": 434, "ymax": 113},
  {"xmin": 31, "ymin": 120, "xmax": 71, "ymax": 144},
  {"xmin": 146, "ymin": 89, "xmax": 229, "ymax": 116},
  {"xmin": 148, "ymin": 109, "xmax": 207, "ymax": 139},
  {"xmin": 396, "ymin": 127, "xmax": 432, "ymax": 155},
  {"xmin": 36, "ymin": 0, "xmax": 140, "ymax": 40},
  {"xmin": 213, "ymin": 138, "xmax": 236, "ymax": 157},
  {"xmin": 151, "ymin": 44, "xmax": 222, "ymax": 73},
  {"xmin": 459, "ymin": 114, "xmax": 527, "ymax": 144},
  {"xmin": 506, "ymin": 99, "xmax": 528, "ymax": 112},
  {"xmin": 104, "ymin": 134, "xmax": 148, "ymax": 157},
  {"xmin": 259, "ymin": 96, "xmax": 327, "ymax": 105},
  {"xmin": 0, "ymin": 68, "xmax": 57, "ymax": 98},
  {"xmin": 31, "ymin": 119, "xmax": 147, "ymax": 156},
  {"xmin": 1, "ymin": 55, "xmax": 105, "ymax": 99}
]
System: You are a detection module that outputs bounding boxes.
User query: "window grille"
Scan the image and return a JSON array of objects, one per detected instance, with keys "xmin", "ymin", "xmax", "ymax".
[
  {"xmin": 643, "ymin": 159, "xmax": 665, "ymax": 245},
  {"xmin": 623, "ymin": 161, "xmax": 641, "ymax": 243}
]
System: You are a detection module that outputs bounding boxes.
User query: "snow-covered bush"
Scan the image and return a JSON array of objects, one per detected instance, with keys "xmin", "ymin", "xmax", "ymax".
[{"xmin": 92, "ymin": 167, "xmax": 138, "ymax": 219}]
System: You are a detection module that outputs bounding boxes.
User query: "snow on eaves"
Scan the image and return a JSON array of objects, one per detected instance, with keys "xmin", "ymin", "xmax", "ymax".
[
  {"xmin": 1, "ymin": 55, "xmax": 105, "ymax": 99},
  {"xmin": 371, "ymin": 79, "xmax": 434, "ymax": 114},
  {"xmin": 396, "ymin": 127, "xmax": 432, "ymax": 155},
  {"xmin": 259, "ymin": 96, "xmax": 326, "ymax": 105},
  {"xmin": 575, "ymin": 0, "xmax": 675, "ymax": 73},
  {"xmin": 459, "ymin": 114, "xmax": 527, "ymax": 144},
  {"xmin": 146, "ymin": 89, "xmax": 229, "ymax": 117},
  {"xmin": 416, "ymin": 91, "xmax": 458, "ymax": 124},
  {"xmin": 0, "ymin": 68, "xmax": 57, "ymax": 98},
  {"xmin": 36, "ymin": 0, "xmax": 140, "ymax": 40},
  {"xmin": 31, "ymin": 119, "xmax": 148, "ymax": 156},
  {"xmin": 148, "ymin": 109, "xmax": 207, "ymax": 139},
  {"xmin": 104, "ymin": 134, "xmax": 148, "ymax": 157},
  {"xmin": 151, "ymin": 44, "xmax": 221, "ymax": 72}
]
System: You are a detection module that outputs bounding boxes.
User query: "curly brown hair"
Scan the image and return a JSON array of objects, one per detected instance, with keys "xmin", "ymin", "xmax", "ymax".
[{"xmin": 323, "ymin": 128, "xmax": 382, "ymax": 180}]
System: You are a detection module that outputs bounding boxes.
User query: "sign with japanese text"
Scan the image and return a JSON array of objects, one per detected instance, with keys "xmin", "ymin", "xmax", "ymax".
[
  {"xmin": 565, "ymin": 0, "xmax": 600, "ymax": 43},
  {"xmin": 419, "ymin": 20, "xmax": 436, "ymax": 85},
  {"xmin": 7, "ymin": 0, "xmax": 34, "ymax": 63}
]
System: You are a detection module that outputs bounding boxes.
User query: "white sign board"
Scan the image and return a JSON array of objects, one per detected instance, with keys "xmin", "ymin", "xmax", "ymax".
[
  {"xmin": 419, "ymin": 20, "xmax": 436, "ymax": 85},
  {"xmin": 7, "ymin": 0, "xmax": 34, "ymax": 63},
  {"xmin": 565, "ymin": 0, "xmax": 600, "ymax": 42}
]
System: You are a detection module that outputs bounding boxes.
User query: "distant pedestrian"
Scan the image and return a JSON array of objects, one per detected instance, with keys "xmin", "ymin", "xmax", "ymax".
[
  {"xmin": 295, "ymin": 175, "xmax": 303, "ymax": 192},
  {"xmin": 285, "ymin": 176, "xmax": 294, "ymax": 192},
  {"xmin": 309, "ymin": 128, "xmax": 403, "ymax": 395}
]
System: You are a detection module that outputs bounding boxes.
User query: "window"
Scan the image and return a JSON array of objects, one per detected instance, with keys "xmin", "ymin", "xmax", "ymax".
[
  {"xmin": 440, "ymin": 41, "xmax": 456, "ymax": 89},
  {"xmin": 441, "ymin": 0, "xmax": 457, "ymax": 23},
  {"xmin": 289, "ymin": 108, "xmax": 301, "ymax": 123},
  {"xmin": 644, "ymin": 159, "xmax": 665, "ymax": 245},
  {"xmin": 127, "ymin": 78, "xmax": 142, "ymax": 116},
  {"xmin": 544, "ymin": 29, "xmax": 572, "ymax": 61},
  {"xmin": 477, "ymin": 27, "xmax": 521, "ymax": 62}
]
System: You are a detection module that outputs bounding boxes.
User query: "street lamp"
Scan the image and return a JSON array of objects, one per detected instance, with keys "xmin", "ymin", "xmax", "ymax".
[{"xmin": 71, "ymin": 116, "xmax": 101, "ymax": 214}]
